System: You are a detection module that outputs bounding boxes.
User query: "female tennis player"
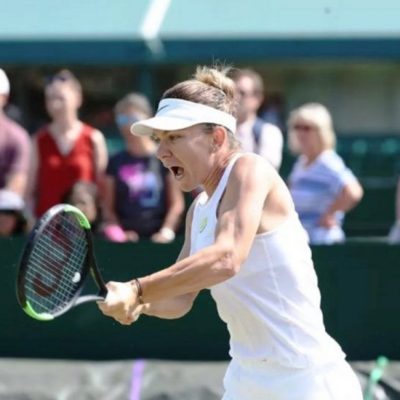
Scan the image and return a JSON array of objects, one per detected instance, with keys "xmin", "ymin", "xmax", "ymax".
[{"xmin": 98, "ymin": 66, "xmax": 363, "ymax": 399}]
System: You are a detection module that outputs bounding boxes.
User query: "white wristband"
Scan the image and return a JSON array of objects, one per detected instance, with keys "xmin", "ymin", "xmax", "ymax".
[{"xmin": 159, "ymin": 227, "xmax": 176, "ymax": 240}]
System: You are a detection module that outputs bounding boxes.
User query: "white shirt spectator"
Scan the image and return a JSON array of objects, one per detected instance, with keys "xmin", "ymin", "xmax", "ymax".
[{"xmin": 236, "ymin": 117, "xmax": 283, "ymax": 170}]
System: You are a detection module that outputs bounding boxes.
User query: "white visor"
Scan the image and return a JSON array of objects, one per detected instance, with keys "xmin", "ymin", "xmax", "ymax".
[{"xmin": 130, "ymin": 98, "xmax": 236, "ymax": 137}]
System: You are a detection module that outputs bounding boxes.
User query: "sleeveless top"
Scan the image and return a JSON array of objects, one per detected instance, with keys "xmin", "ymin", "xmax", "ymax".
[
  {"xmin": 35, "ymin": 123, "xmax": 96, "ymax": 217},
  {"xmin": 190, "ymin": 153, "xmax": 345, "ymax": 368}
]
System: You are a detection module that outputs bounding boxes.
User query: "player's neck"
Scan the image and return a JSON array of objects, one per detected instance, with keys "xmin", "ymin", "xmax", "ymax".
[{"xmin": 203, "ymin": 150, "xmax": 237, "ymax": 197}]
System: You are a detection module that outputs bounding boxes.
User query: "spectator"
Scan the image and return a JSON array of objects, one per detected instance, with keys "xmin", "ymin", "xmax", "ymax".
[
  {"xmin": 63, "ymin": 181, "xmax": 102, "ymax": 234},
  {"xmin": 0, "ymin": 189, "xmax": 30, "ymax": 237},
  {"xmin": 102, "ymin": 93, "xmax": 185, "ymax": 243},
  {"xmin": 28, "ymin": 70, "xmax": 108, "ymax": 218},
  {"xmin": 0, "ymin": 68, "xmax": 31, "ymax": 197},
  {"xmin": 287, "ymin": 103, "xmax": 363, "ymax": 244},
  {"xmin": 259, "ymin": 92, "xmax": 286, "ymax": 132},
  {"xmin": 230, "ymin": 68, "xmax": 283, "ymax": 170},
  {"xmin": 388, "ymin": 179, "xmax": 400, "ymax": 243}
]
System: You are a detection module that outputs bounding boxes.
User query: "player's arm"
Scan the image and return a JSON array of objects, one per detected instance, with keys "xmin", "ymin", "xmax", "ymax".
[
  {"xmin": 99, "ymin": 156, "xmax": 272, "ymax": 323},
  {"xmin": 137, "ymin": 155, "xmax": 272, "ymax": 303},
  {"xmin": 140, "ymin": 202, "xmax": 200, "ymax": 319}
]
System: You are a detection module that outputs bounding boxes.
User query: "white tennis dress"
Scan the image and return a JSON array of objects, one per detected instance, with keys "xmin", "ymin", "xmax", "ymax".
[{"xmin": 190, "ymin": 153, "xmax": 362, "ymax": 400}]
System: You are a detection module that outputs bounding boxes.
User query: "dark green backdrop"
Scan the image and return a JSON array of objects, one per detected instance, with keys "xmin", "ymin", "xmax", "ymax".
[{"xmin": 1, "ymin": 237, "xmax": 399, "ymax": 361}]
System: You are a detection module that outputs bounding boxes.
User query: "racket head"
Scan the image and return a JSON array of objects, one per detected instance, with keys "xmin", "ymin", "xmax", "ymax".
[{"xmin": 16, "ymin": 204, "xmax": 103, "ymax": 321}]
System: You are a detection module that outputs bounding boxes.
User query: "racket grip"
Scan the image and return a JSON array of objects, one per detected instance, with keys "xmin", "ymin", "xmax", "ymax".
[{"xmin": 75, "ymin": 294, "xmax": 106, "ymax": 306}]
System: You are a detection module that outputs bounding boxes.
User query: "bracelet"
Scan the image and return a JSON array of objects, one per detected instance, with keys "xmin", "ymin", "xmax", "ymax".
[
  {"xmin": 132, "ymin": 278, "xmax": 144, "ymax": 304},
  {"xmin": 159, "ymin": 227, "xmax": 176, "ymax": 241}
]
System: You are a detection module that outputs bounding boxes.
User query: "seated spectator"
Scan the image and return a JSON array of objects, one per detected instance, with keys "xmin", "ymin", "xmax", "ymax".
[
  {"xmin": 0, "ymin": 68, "xmax": 31, "ymax": 197},
  {"xmin": 230, "ymin": 68, "xmax": 284, "ymax": 170},
  {"xmin": 287, "ymin": 103, "xmax": 363, "ymax": 244},
  {"xmin": 28, "ymin": 70, "xmax": 108, "ymax": 218},
  {"xmin": 102, "ymin": 93, "xmax": 185, "ymax": 243},
  {"xmin": 0, "ymin": 189, "xmax": 30, "ymax": 237},
  {"xmin": 63, "ymin": 181, "xmax": 102, "ymax": 234}
]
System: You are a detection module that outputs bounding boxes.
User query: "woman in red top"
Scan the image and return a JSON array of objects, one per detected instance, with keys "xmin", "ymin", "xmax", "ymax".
[{"xmin": 28, "ymin": 70, "xmax": 108, "ymax": 217}]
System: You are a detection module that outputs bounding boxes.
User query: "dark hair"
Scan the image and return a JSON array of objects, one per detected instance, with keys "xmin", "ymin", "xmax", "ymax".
[
  {"xmin": 229, "ymin": 68, "xmax": 264, "ymax": 96},
  {"xmin": 45, "ymin": 69, "xmax": 82, "ymax": 94},
  {"xmin": 0, "ymin": 210, "xmax": 30, "ymax": 235}
]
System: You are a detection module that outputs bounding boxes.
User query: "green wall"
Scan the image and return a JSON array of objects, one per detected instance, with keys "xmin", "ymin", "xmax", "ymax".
[{"xmin": 1, "ymin": 237, "xmax": 400, "ymax": 361}]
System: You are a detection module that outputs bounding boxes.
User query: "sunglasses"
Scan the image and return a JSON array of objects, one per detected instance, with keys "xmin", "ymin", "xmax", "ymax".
[
  {"xmin": 238, "ymin": 89, "xmax": 257, "ymax": 98},
  {"xmin": 115, "ymin": 114, "xmax": 139, "ymax": 127},
  {"xmin": 293, "ymin": 124, "xmax": 315, "ymax": 132}
]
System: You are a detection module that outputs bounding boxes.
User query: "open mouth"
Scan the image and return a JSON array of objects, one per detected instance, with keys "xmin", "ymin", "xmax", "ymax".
[{"xmin": 171, "ymin": 166, "xmax": 184, "ymax": 180}]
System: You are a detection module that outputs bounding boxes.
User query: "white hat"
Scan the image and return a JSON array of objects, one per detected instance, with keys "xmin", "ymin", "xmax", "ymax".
[
  {"xmin": 0, "ymin": 69, "xmax": 10, "ymax": 95},
  {"xmin": 130, "ymin": 98, "xmax": 236, "ymax": 137},
  {"xmin": 0, "ymin": 190, "xmax": 25, "ymax": 211}
]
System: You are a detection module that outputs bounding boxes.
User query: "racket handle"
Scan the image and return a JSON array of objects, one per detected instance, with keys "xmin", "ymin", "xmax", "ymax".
[{"xmin": 75, "ymin": 294, "xmax": 106, "ymax": 306}]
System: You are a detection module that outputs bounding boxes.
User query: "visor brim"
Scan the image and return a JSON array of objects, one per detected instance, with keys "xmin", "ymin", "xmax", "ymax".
[{"xmin": 130, "ymin": 116, "xmax": 198, "ymax": 137}]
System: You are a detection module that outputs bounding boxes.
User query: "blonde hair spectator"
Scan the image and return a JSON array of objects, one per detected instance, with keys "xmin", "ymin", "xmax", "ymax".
[
  {"xmin": 288, "ymin": 103, "xmax": 336, "ymax": 154},
  {"xmin": 287, "ymin": 102, "xmax": 363, "ymax": 245}
]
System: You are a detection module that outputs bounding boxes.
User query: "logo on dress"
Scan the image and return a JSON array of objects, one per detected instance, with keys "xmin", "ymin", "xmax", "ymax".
[{"xmin": 199, "ymin": 217, "xmax": 208, "ymax": 233}]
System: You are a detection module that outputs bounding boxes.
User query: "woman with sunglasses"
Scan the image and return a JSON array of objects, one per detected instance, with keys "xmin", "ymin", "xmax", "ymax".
[
  {"xmin": 102, "ymin": 93, "xmax": 184, "ymax": 243},
  {"xmin": 98, "ymin": 67, "xmax": 362, "ymax": 399},
  {"xmin": 287, "ymin": 103, "xmax": 363, "ymax": 245},
  {"xmin": 28, "ymin": 70, "xmax": 108, "ymax": 218}
]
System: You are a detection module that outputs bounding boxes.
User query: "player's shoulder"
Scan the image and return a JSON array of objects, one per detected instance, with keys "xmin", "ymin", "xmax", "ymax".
[
  {"xmin": 231, "ymin": 152, "xmax": 275, "ymax": 182},
  {"xmin": 234, "ymin": 151, "xmax": 273, "ymax": 170}
]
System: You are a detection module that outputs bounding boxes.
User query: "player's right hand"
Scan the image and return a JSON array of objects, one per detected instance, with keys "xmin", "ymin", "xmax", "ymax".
[{"xmin": 97, "ymin": 281, "xmax": 139, "ymax": 325}]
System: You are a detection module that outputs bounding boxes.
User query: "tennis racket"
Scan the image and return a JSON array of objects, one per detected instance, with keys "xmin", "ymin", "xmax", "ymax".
[{"xmin": 16, "ymin": 204, "xmax": 107, "ymax": 321}]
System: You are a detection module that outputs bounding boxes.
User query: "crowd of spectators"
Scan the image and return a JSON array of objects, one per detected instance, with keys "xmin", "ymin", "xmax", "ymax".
[
  {"xmin": 0, "ymin": 66, "xmax": 373, "ymax": 244},
  {"xmin": 0, "ymin": 68, "xmax": 186, "ymax": 242}
]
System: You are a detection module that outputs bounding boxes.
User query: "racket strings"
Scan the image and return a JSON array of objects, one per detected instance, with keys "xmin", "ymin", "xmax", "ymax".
[{"xmin": 24, "ymin": 213, "xmax": 88, "ymax": 314}]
